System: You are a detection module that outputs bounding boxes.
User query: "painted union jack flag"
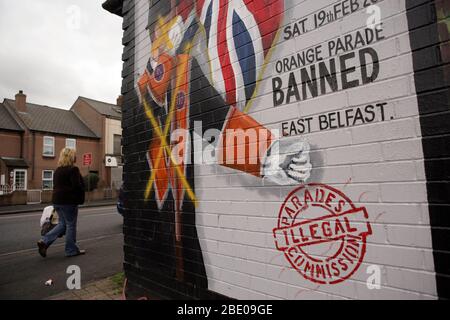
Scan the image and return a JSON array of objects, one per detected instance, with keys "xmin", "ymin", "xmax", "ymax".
[{"xmin": 195, "ymin": 0, "xmax": 284, "ymax": 109}]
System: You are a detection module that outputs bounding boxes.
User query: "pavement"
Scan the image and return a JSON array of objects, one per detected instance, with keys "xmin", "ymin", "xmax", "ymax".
[
  {"xmin": 48, "ymin": 277, "xmax": 123, "ymax": 300},
  {"xmin": 0, "ymin": 199, "xmax": 117, "ymax": 215},
  {"xmin": 0, "ymin": 205, "xmax": 124, "ymax": 300}
]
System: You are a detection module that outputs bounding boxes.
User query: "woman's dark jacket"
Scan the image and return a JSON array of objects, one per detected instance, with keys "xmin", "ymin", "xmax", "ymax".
[{"xmin": 52, "ymin": 166, "xmax": 85, "ymax": 205}]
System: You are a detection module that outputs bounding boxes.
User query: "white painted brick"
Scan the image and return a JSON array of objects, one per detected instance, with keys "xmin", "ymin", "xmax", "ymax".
[
  {"xmin": 267, "ymin": 249, "xmax": 287, "ymax": 268},
  {"xmin": 204, "ymin": 265, "xmax": 222, "ymax": 281},
  {"xmin": 230, "ymin": 173, "xmax": 265, "ymax": 187},
  {"xmin": 347, "ymin": 77, "xmax": 412, "ymax": 107},
  {"xmin": 366, "ymin": 223, "xmax": 389, "ymax": 245},
  {"xmin": 393, "ymin": 96, "xmax": 421, "ymax": 119},
  {"xmin": 307, "ymin": 129, "xmax": 353, "ymax": 149},
  {"xmin": 363, "ymin": 203, "xmax": 430, "ymax": 225},
  {"xmin": 247, "ymin": 217, "xmax": 276, "ymax": 233},
  {"xmin": 310, "ymin": 150, "xmax": 327, "ymax": 167},
  {"xmin": 386, "ymin": 225, "xmax": 433, "ymax": 248},
  {"xmin": 249, "ymin": 276, "xmax": 288, "ymax": 299},
  {"xmin": 218, "ymin": 214, "xmax": 248, "ymax": 230},
  {"xmin": 254, "ymin": 103, "xmax": 300, "ymax": 125},
  {"xmin": 380, "ymin": 183, "xmax": 428, "ymax": 203},
  {"xmin": 351, "ymin": 118, "xmax": 417, "ymax": 144},
  {"xmin": 217, "ymin": 242, "xmax": 247, "ymax": 260},
  {"xmin": 193, "ymin": 164, "xmax": 217, "ymax": 176},
  {"xmin": 208, "ymin": 278, "xmax": 269, "ymax": 300},
  {"xmin": 259, "ymin": 201, "xmax": 283, "ymax": 218},
  {"xmin": 385, "ymin": 268, "xmax": 437, "ymax": 296},
  {"xmin": 220, "ymin": 268, "xmax": 251, "ymax": 289},
  {"xmin": 265, "ymin": 264, "xmax": 297, "ymax": 285},
  {"xmin": 195, "ymin": 174, "xmax": 230, "ymax": 188},
  {"xmin": 200, "ymin": 226, "xmax": 234, "ymax": 243},
  {"xmin": 246, "ymin": 246, "xmax": 276, "ymax": 264},
  {"xmin": 243, "ymin": 260, "xmax": 267, "ymax": 278},
  {"xmin": 224, "ymin": 201, "xmax": 266, "ymax": 217},
  {"xmin": 365, "ymin": 243, "xmax": 435, "ymax": 272},
  {"xmin": 415, "ymin": 160, "xmax": 427, "ymax": 181},
  {"xmin": 327, "ymin": 143, "xmax": 383, "ymax": 165},
  {"xmin": 197, "ymin": 213, "xmax": 218, "ymax": 227},
  {"xmin": 197, "ymin": 200, "xmax": 233, "ymax": 215},
  {"xmin": 199, "ymin": 239, "xmax": 218, "ymax": 254},
  {"xmin": 351, "ymin": 279, "xmax": 435, "ymax": 300},
  {"xmin": 352, "ymin": 161, "xmax": 417, "ymax": 183},
  {"xmin": 287, "ymin": 284, "xmax": 346, "ymax": 300},
  {"xmin": 233, "ymin": 229, "xmax": 267, "ymax": 247},
  {"xmin": 335, "ymin": 183, "xmax": 381, "ymax": 203},
  {"xmin": 297, "ymin": 91, "xmax": 348, "ymax": 117},
  {"xmin": 382, "ymin": 138, "xmax": 423, "ymax": 161},
  {"xmin": 312, "ymin": 165, "xmax": 353, "ymax": 184},
  {"xmin": 208, "ymin": 253, "xmax": 237, "ymax": 271}
]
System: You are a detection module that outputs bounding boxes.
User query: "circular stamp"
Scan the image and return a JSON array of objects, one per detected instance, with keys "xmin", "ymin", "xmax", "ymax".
[{"xmin": 273, "ymin": 184, "xmax": 372, "ymax": 285}]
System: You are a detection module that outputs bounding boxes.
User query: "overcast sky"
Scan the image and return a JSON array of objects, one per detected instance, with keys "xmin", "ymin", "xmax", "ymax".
[{"xmin": 0, "ymin": 0, "xmax": 123, "ymax": 109}]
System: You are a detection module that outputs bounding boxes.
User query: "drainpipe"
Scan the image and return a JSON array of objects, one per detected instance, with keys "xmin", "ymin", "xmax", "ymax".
[{"xmin": 32, "ymin": 132, "xmax": 35, "ymax": 182}]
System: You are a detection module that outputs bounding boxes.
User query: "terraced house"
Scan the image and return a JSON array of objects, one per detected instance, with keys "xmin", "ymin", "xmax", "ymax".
[{"xmin": 0, "ymin": 91, "xmax": 123, "ymax": 204}]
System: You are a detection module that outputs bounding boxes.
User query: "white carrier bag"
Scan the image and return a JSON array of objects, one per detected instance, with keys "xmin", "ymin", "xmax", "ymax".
[{"xmin": 40, "ymin": 206, "xmax": 59, "ymax": 236}]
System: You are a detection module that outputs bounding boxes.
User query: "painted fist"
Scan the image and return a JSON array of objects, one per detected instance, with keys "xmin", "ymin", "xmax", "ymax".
[{"xmin": 261, "ymin": 139, "xmax": 312, "ymax": 185}]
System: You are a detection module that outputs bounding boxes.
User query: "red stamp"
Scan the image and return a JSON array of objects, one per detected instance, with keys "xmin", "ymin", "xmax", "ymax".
[{"xmin": 273, "ymin": 184, "xmax": 372, "ymax": 285}]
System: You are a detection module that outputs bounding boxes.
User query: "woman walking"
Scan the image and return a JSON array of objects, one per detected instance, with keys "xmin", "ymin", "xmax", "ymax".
[{"xmin": 37, "ymin": 148, "xmax": 86, "ymax": 258}]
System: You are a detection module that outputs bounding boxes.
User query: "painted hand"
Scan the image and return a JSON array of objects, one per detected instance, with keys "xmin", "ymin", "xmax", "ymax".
[
  {"xmin": 167, "ymin": 16, "xmax": 183, "ymax": 53},
  {"xmin": 261, "ymin": 139, "xmax": 312, "ymax": 185},
  {"xmin": 151, "ymin": 16, "xmax": 184, "ymax": 59}
]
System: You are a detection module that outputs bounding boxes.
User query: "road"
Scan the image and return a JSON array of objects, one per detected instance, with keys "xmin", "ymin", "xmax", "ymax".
[{"xmin": 0, "ymin": 206, "xmax": 123, "ymax": 300}]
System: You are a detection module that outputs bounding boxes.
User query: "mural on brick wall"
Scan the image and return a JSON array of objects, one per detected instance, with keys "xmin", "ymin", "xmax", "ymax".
[
  {"xmin": 137, "ymin": 0, "xmax": 312, "ymax": 287},
  {"xmin": 133, "ymin": 0, "xmax": 438, "ymax": 299},
  {"xmin": 139, "ymin": 0, "xmax": 313, "ymax": 204}
]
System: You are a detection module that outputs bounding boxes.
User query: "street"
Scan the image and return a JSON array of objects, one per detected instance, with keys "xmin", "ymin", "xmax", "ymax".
[{"xmin": 0, "ymin": 206, "xmax": 123, "ymax": 300}]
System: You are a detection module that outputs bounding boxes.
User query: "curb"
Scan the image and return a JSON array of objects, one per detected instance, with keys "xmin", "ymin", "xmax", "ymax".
[{"xmin": 0, "ymin": 202, "xmax": 117, "ymax": 216}]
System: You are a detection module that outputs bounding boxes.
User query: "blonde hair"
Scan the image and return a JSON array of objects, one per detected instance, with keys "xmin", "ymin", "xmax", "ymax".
[{"xmin": 58, "ymin": 148, "xmax": 76, "ymax": 167}]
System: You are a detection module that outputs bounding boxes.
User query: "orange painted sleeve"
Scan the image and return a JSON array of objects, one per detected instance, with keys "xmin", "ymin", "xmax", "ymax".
[{"xmin": 217, "ymin": 107, "xmax": 273, "ymax": 177}]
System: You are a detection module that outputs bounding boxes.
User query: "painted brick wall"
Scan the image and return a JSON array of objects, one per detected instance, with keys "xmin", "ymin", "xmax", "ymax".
[
  {"xmin": 407, "ymin": 0, "xmax": 450, "ymax": 299},
  {"xmin": 118, "ymin": 0, "xmax": 450, "ymax": 300}
]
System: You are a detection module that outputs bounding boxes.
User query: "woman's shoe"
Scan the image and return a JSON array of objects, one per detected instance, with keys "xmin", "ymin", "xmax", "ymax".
[
  {"xmin": 37, "ymin": 240, "xmax": 48, "ymax": 258},
  {"xmin": 67, "ymin": 250, "xmax": 86, "ymax": 257}
]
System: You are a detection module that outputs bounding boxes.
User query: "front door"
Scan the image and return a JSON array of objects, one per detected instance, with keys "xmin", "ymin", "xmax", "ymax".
[{"xmin": 13, "ymin": 169, "xmax": 27, "ymax": 191}]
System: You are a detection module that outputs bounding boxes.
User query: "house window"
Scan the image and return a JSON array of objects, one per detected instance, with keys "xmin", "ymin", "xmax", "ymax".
[
  {"xmin": 66, "ymin": 138, "xmax": 76, "ymax": 150},
  {"xmin": 13, "ymin": 169, "xmax": 27, "ymax": 191},
  {"xmin": 113, "ymin": 135, "xmax": 122, "ymax": 155},
  {"xmin": 42, "ymin": 170, "xmax": 54, "ymax": 190},
  {"xmin": 43, "ymin": 136, "xmax": 55, "ymax": 157}
]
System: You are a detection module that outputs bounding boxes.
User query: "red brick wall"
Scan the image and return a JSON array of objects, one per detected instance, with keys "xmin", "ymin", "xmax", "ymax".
[
  {"xmin": 28, "ymin": 133, "xmax": 101, "ymax": 190},
  {"xmin": 0, "ymin": 131, "xmax": 22, "ymax": 158},
  {"xmin": 0, "ymin": 191, "xmax": 27, "ymax": 206},
  {"xmin": 71, "ymin": 99, "xmax": 109, "ymax": 185}
]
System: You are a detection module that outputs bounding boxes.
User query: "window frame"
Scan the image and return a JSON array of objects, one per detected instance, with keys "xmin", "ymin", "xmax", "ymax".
[
  {"xmin": 13, "ymin": 169, "xmax": 27, "ymax": 191},
  {"xmin": 43, "ymin": 136, "xmax": 55, "ymax": 157},
  {"xmin": 65, "ymin": 138, "xmax": 77, "ymax": 150},
  {"xmin": 42, "ymin": 170, "xmax": 54, "ymax": 190}
]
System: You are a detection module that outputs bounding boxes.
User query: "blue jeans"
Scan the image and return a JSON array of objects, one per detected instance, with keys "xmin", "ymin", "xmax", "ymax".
[{"xmin": 42, "ymin": 205, "xmax": 80, "ymax": 256}]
